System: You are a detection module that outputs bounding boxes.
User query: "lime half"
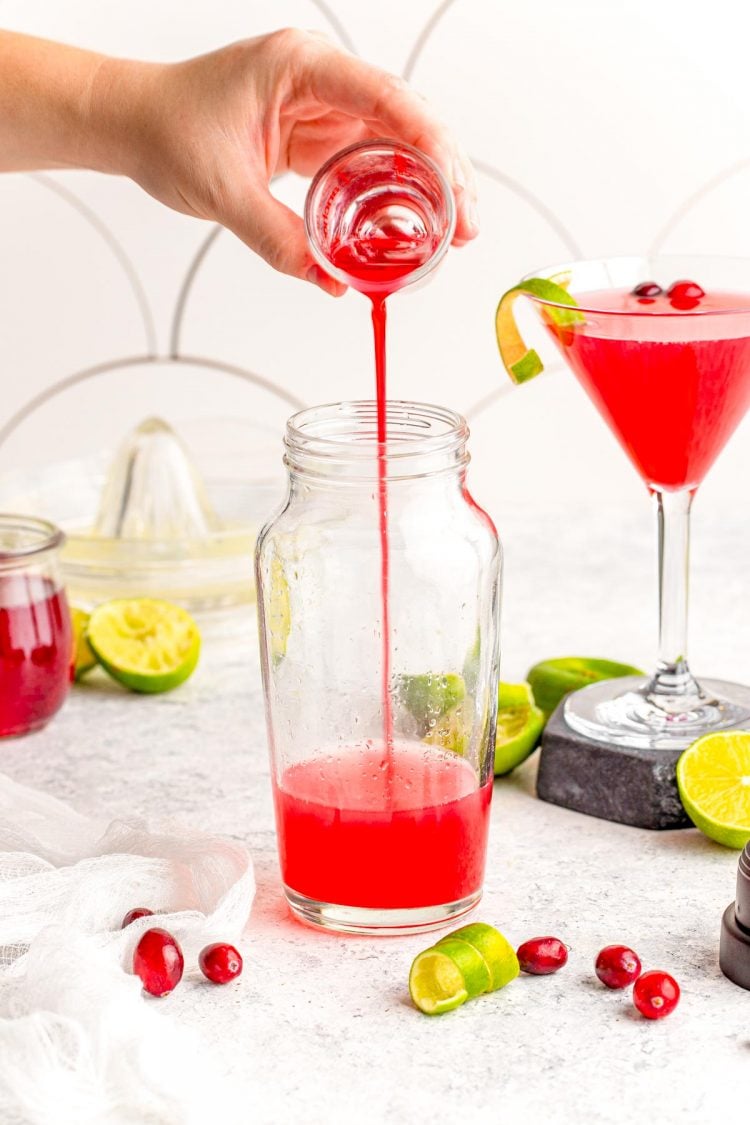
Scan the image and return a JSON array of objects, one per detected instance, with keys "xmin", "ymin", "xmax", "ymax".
[
  {"xmin": 70, "ymin": 606, "xmax": 98, "ymax": 681},
  {"xmin": 87, "ymin": 598, "xmax": 200, "ymax": 694},
  {"xmin": 495, "ymin": 277, "xmax": 583, "ymax": 384},
  {"xmin": 527, "ymin": 657, "xmax": 643, "ymax": 716},
  {"xmin": 495, "ymin": 681, "xmax": 545, "ymax": 775},
  {"xmin": 409, "ymin": 948, "xmax": 469, "ymax": 1015},
  {"xmin": 677, "ymin": 731, "xmax": 750, "ymax": 849}
]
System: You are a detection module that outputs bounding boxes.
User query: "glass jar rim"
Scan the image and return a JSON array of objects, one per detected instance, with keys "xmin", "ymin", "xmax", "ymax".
[
  {"xmin": 284, "ymin": 400, "xmax": 469, "ymax": 479},
  {"xmin": 0, "ymin": 514, "xmax": 65, "ymax": 561}
]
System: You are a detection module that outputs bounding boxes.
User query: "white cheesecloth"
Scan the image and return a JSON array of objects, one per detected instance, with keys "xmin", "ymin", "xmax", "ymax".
[{"xmin": 0, "ymin": 771, "xmax": 255, "ymax": 1125}]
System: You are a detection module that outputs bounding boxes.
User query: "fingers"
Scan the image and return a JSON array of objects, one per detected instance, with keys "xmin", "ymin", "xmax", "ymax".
[
  {"xmin": 285, "ymin": 113, "xmax": 372, "ymax": 178},
  {"xmin": 449, "ymin": 146, "xmax": 479, "ymax": 246},
  {"xmin": 308, "ymin": 47, "xmax": 479, "ymax": 242},
  {"xmin": 227, "ymin": 185, "xmax": 345, "ymax": 296}
]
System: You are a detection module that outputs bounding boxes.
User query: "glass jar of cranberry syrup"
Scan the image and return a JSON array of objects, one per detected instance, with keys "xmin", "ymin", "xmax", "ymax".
[{"xmin": 0, "ymin": 515, "xmax": 72, "ymax": 738}]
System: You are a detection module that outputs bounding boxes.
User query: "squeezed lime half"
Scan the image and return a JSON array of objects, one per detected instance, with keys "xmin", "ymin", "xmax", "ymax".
[
  {"xmin": 527, "ymin": 657, "xmax": 643, "ymax": 716},
  {"xmin": 87, "ymin": 598, "xmax": 200, "ymax": 694},
  {"xmin": 494, "ymin": 681, "xmax": 545, "ymax": 775},
  {"xmin": 70, "ymin": 606, "xmax": 98, "ymax": 681}
]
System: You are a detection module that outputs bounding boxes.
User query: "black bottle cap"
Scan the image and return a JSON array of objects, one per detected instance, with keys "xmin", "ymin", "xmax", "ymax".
[{"xmin": 720, "ymin": 843, "xmax": 750, "ymax": 990}]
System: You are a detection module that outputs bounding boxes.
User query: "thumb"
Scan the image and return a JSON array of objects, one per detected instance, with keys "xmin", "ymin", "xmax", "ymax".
[{"xmin": 227, "ymin": 186, "xmax": 345, "ymax": 296}]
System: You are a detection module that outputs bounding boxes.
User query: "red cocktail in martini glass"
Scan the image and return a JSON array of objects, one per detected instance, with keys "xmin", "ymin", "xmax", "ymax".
[{"xmin": 523, "ymin": 256, "xmax": 750, "ymax": 749}]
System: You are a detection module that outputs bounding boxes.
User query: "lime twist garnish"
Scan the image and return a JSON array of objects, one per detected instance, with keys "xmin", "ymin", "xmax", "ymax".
[
  {"xmin": 676, "ymin": 731, "xmax": 750, "ymax": 849},
  {"xmin": 87, "ymin": 597, "xmax": 201, "ymax": 694},
  {"xmin": 526, "ymin": 657, "xmax": 643, "ymax": 717},
  {"xmin": 409, "ymin": 922, "xmax": 519, "ymax": 1015},
  {"xmin": 494, "ymin": 680, "xmax": 545, "ymax": 775},
  {"xmin": 494, "ymin": 277, "xmax": 583, "ymax": 383}
]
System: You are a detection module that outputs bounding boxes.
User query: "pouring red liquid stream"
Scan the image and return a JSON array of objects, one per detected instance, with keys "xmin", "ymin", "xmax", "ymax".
[{"xmin": 329, "ymin": 233, "xmax": 440, "ymax": 751}]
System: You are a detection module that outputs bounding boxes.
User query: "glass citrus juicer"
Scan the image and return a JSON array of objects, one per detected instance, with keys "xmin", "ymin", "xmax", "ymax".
[
  {"xmin": 498, "ymin": 255, "xmax": 750, "ymax": 750},
  {"xmin": 0, "ymin": 417, "xmax": 282, "ymax": 615}
]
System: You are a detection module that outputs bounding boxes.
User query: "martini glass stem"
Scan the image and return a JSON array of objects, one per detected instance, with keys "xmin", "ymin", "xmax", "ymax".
[{"xmin": 649, "ymin": 486, "xmax": 699, "ymax": 698}]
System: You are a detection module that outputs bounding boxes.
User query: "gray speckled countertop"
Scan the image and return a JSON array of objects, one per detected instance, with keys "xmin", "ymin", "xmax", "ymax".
[{"xmin": 4, "ymin": 506, "xmax": 748, "ymax": 1124}]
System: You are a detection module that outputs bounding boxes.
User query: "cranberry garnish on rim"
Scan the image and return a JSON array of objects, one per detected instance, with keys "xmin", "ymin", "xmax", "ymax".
[
  {"xmin": 633, "ymin": 970, "xmax": 680, "ymax": 1019},
  {"xmin": 594, "ymin": 944, "xmax": 642, "ymax": 989},
  {"xmin": 631, "ymin": 281, "xmax": 663, "ymax": 302},
  {"xmin": 199, "ymin": 942, "xmax": 243, "ymax": 985},
  {"xmin": 121, "ymin": 907, "xmax": 154, "ymax": 928},
  {"xmin": 517, "ymin": 936, "xmax": 568, "ymax": 975},
  {"xmin": 133, "ymin": 928, "xmax": 184, "ymax": 997},
  {"xmin": 667, "ymin": 280, "xmax": 705, "ymax": 311}
]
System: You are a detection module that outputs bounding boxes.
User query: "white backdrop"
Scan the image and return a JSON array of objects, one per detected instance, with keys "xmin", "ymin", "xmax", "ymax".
[{"xmin": 2, "ymin": 0, "xmax": 750, "ymax": 523}]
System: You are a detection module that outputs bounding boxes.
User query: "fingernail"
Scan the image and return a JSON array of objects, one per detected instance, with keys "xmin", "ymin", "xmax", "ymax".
[
  {"xmin": 452, "ymin": 159, "xmax": 467, "ymax": 192},
  {"xmin": 468, "ymin": 198, "xmax": 480, "ymax": 235}
]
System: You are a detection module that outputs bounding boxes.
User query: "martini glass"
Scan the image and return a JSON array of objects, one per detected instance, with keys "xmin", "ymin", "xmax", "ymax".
[{"xmin": 525, "ymin": 255, "xmax": 750, "ymax": 750}]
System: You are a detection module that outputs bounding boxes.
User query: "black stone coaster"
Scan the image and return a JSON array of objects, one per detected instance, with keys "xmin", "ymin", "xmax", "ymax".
[{"xmin": 536, "ymin": 701, "xmax": 691, "ymax": 830}]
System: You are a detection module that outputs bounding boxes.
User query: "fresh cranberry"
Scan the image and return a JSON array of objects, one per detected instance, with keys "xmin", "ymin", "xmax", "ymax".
[
  {"xmin": 595, "ymin": 944, "xmax": 642, "ymax": 989},
  {"xmin": 121, "ymin": 907, "xmax": 154, "ymax": 928},
  {"xmin": 133, "ymin": 928, "xmax": 184, "ymax": 997},
  {"xmin": 632, "ymin": 281, "xmax": 663, "ymax": 301},
  {"xmin": 516, "ymin": 936, "xmax": 568, "ymax": 975},
  {"xmin": 667, "ymin": 279, "xmax": 705, "ymax": 310},
  {"xmin": 199, "ymin": 942, "xmax": 243, "ymax": 985},
  {"xmin": 633, "ymin": 970, "xmax": 680, "ymax": 1020}
]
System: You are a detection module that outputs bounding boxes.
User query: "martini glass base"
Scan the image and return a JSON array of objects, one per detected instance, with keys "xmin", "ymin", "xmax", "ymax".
[{"xmin": 564, "ymin": 675, "xmax": 750, "ymax": 750}]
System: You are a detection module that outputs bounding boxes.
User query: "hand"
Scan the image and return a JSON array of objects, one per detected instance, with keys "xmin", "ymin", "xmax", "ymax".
[{"xmin": 105, "ymin": 29, "xmax": 478, "ymax": 294}]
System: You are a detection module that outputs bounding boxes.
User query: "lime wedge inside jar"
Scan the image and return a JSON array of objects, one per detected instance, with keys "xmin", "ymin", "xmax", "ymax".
[
  {"xmin": 87, "ymin": 598, "xmax": 201, "ymax": 693},
  {"xmin": 494, "ymin": 277, "xmax": 583, "ymax": 383},
  {"xmin": 397, "ymin": 673, "xmax": 465, "ymax": 729}
]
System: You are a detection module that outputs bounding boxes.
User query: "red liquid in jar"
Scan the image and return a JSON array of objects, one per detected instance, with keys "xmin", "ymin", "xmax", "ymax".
[
  {"xmin": 548, "ymin": 287, "xmax": 750, "ymax": 490},
  {"xmin": 274, "ymin": 743, "xmax": 492, "ymax": 908},
  {"xmin": 0, "ymin": 575, "xmax": 72, "ymax": 737}
]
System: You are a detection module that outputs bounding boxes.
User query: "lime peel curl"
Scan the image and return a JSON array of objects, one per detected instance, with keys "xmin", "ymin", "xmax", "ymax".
[{"xmin": 495, "ymin": 276, "xmax": 583, "ymax": 384}]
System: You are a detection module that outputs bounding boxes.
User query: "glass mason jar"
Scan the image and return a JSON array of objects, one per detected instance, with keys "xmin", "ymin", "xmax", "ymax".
[
  {"xmin": 0, "ymin": 515, "xmax": 72, "ymax": 738},
  {"xmin": 255, "ymin": 402, "xmax": 502, "ymax": 935}
]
